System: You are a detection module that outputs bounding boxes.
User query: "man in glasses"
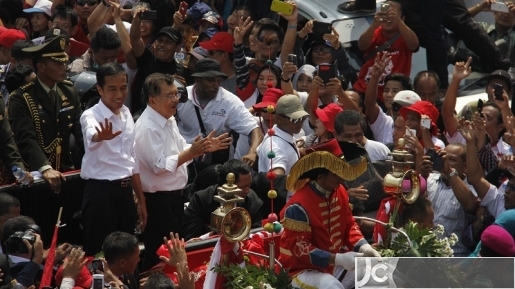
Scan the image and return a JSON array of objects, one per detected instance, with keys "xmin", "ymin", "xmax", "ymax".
[
  {"xmin": 135, "ymin": 73, "xmax": 231, "ymax": 271},
  {"xmin": 73, "ymin": 0, "xmax": 99, "ymax": 39},
  {"xmin": 177, "ymin": 58, "xmax": 262, "ymax": 170},
  {"xmin": 257, "ymin": 94, "xmax": 308, "ymax": 175},
  {"xmin": 200, "ymin": 32, "xmax": 237, "ymax": 94}
]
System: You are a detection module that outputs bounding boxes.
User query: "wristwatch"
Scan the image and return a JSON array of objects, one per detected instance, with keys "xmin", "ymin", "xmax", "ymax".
[{"xmin": 448, "ymin": 168, "xmax": 458, "ymax": 179}]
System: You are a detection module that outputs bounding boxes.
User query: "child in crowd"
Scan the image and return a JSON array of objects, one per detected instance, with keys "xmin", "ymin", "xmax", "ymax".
[{"xmin": 23, "ymin": 0, "xmax": 52, "ymax": 39}]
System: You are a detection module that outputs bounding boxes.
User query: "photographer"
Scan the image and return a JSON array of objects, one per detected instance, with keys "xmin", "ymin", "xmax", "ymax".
[{"xmin": 2, "ymin": 216, "xmax": 44, "ymax": 288}]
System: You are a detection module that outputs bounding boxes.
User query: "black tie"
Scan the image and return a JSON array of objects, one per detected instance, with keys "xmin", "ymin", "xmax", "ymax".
[{"xmin": 48, "ymin": 89, "xmax": 57, "ymax": 106}]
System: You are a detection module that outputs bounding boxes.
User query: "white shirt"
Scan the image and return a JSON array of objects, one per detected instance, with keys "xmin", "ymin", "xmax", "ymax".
[
  {"xmin": 480, "ymin": 181, "xmax": 507, "ymax": 218},
  {"xmin": 445, "ymin": 131, "xmax": 511, "ymax": 157},
  {"xmin": 243, "ymin": 89, "xmax": 259, "ymax": 109},
  {"xmin": 80, "ymin": 101, "xmax": 138, "ymax": 180},
  {"xmin": 257, "ymin": 125, "xmax": 300, "ymax": 174},
  {"xmin": 135, "ymin": 106, "xmax": 192, "ymax": 192},
  {"xmin": 364, "ymin": 139, "xmax": 390, "ymax": 162},
  {"xmin": 369, "ymin": 110, "xmax": 393, "ymax": 144},
  {"xmin": 177, "ymin": 86, "xmax": 258, "ymax": 143},
  {"xmin": 426, "ymin": 173, "xmax": 477, "ymax": 256}
]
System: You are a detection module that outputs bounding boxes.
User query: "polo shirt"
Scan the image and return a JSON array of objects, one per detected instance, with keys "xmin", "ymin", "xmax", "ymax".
[
  {"xmin": 257, "ymin": 125, "xmax": 300, "ymax": 174},
  {"xmin": 177, "ymin": 86, "xmax": 257, "ymax": 143}
]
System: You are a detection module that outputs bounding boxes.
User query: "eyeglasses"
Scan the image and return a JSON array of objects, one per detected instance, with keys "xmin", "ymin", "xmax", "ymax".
[
  {"xmin": 261, "ymin": 108, "xmax": 276, "ymax": 114},
  {"xmin": 279, "ymin": 114, "xmax": 307, "ymax": 124},
  {"xmin": 391, "ymin": 102, "xmax": 402, "ymax": 112},
  {"xmin": 76, "ymin": 0, "xmax": 99, "ymax": 6},
  {"xmin": 257, "ymin": 35, "xmax": 280, "ymax": 46},
  {"xmin": 313, "ymin": 46, "xmax": 331, "ymax": 54},
  {"xmin": 161, "ymin": 92, "xmax": 182, "ymax": 100}
]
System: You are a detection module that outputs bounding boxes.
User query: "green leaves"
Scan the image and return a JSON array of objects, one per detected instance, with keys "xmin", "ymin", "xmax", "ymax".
[{"xmin": 213, "ymin": 264, "xmax": 294, "ymax": 289}]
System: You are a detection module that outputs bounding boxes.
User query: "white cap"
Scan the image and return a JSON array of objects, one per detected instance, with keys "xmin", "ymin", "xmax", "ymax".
[
  {"xmin": 393, "ymin": 90, "xmax": 421, "ymax": 107},
  {"xmin": 23, "ymin": 0, "xmax": 53, "ymax": 17}
]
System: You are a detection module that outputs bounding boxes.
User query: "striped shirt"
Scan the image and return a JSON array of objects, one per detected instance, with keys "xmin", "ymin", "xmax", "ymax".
[{"xmin": 426, "ymin": 173, "xmax": 477, "ymax": 257}]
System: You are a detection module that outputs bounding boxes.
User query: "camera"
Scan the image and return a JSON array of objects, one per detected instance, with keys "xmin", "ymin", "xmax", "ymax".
[{"xmin": 6, "ymin": 224, "xmax": 41, "ymax": 254}]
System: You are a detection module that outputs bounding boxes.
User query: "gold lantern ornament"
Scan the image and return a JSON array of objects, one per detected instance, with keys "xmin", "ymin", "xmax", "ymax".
[
  {"xmin": 210, "ymin": 173, "xmax": 251, "ymax": 243},
  {"xmin": 382, "ymin": 138, "xmax": 420, "ymax": 204}
]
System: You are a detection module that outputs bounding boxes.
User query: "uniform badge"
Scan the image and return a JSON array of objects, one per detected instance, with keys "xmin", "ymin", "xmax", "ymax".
[{"xmin": 60, "ymin": 38, "xmax": 65, "ymax": 50}]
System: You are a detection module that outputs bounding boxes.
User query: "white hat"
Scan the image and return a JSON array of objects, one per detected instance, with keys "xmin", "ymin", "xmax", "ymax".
[
  {"xmin": 23, "ymin": 0, "xmax": 52, "ymax": 17},
  {"xmin": 393, "ymin": 90, "xmax": 421, "ymax": 107}
]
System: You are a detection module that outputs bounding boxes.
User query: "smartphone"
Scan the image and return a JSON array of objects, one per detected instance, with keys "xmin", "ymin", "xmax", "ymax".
[
  {"xmin": 405, "ymin": 128, "xmax": 416, "ymax": 137},
  {"xmin": 318, "ymin": 63, "xmax": 337, "ymax": 84},
  {"xmin": 491, "ymin": 2, "xmax": 509, "ymax": 12},
  {"xmin": 139, "ymin": 10, "xmax": 157, "ymax": 21},
  {"xmin": 421, "ymin": 118, "xmax": 431, "ymax": 130},
  {"xmin": 426, "ymin": 149, "xmax": 444, "ymax": 172},
  {"xmin": 494, "ymin": 83, "xmax": 504, "ymax": 101},
  {"xmin": 313, "ymin": 22, "xmax": 332, "ymax": 36},
  {"xmin": 381, "ymin": 2, "xmax": 390, "ymax": 12},
  {"xmin": 270, "ymin": 0, "xmax": 294, "ymax": 16},
  {"xmin": 92, "ymin": 274, "xmax": 104, "ymax": 289},
  {"xmin": 477, "ymin": 99, "xmax": 484, "ymax": 117},
  {"xmin": 288, "ymin": 54, "xmax": 297, "ymax": 66},
  {"xmin": 179, "ymin": 1, "xmax": 188, "ymax": 17},
  {"xmin": 463, "ymin": 107, "xmax": 472, "ymax": 121}
]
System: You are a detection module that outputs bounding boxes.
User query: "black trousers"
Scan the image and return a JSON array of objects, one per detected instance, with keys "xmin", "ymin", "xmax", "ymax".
[
  {"xmin": 140, "ymin": 191, "xmax": 184, "ymax": 272},
  {"xmin": 82, "ymin": 178, "xmax": 137, "ymax": 256}
]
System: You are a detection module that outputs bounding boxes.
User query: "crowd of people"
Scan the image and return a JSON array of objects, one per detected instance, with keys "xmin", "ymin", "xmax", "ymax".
[{"xmin": 0, "ymin": 0, "xmax": 511, "ymax": 288}]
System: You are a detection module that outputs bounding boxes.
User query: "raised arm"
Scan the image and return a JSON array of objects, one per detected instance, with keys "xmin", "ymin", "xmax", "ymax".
[
  {"xmin": 111, "ymin": 1, "xmax": 137, "ymax": 70},
  {"xmin": 281, "ymin": 61, "xmax": 298, "ymax": 96},
  {"xmin": 358, "ymin": 11, "xmax": 382, "ymax": 50},
  {"xmin": 87, "ymin": 1, "xmax": 112, "ymax": 41},
  {"xmin": 391, "ymin": 7, "xmax": 418, "ymax": 51},
  {"xmin": 442, "ymin": 57, "xmax": 472, "ymax": 137},
  {"xmin": 129, "ymin": 6, "xmax": 147, "ymax": 58},
  {"xmin": 364, "ymin": 53, "xmax": 390, "ymax": 124},
  {"xmin": 277, "ymin": 2, "xmax": 298, "ymax": 66}
]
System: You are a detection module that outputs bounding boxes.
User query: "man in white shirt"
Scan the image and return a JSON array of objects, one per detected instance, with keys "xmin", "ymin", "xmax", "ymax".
[
  {"xmin": 80, "ymin": 63, "xmax": 146, "ymax": 257},
  {"xmin": 134, "ymin": 73, "xmax": 231, "ymax": 271},
  {"xmin": 257, "ymin": 94, "xmax": 308, "ymax": 174},
  {"xmin": 177, "ymin": 58, "xmax": 263, "ymax": 170},
  {"xmin": 334, "ymin": 110, "xmax": 390, "ymax": 162}
]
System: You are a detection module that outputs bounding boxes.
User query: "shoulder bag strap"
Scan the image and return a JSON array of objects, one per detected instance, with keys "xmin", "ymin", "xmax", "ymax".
[
  {"xmin": 363, "ymin": 33, "xmax": 401, "ymax": 62},
  {"xmin": 193, "ymin": 106, "xmax": 207, "ymax": 138}
]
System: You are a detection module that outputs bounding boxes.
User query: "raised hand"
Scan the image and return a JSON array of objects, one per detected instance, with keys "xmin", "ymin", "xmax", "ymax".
[
  {"xmin": 282, "ymin": 61, "xmax": 298, "ymax": 80},
  {"xmin": 234, "ymin": 17, "xmax": 253, "ymax": 45},
  {"xmin": 95, "ymin": 118, "xmax": 122, "ymax": 141},
  {"xmin": 189, "ymin": 134, "xmax": 210, "ymax": 157},
  {"xmin": 452, "ymin": 57, "xmax": 473, "ymax": 81},
  {"xmin": 109, "ymin": 0, "xmax": 121, "ymax": 19},
  {"xmin": 347, "ymin": 186, "xmax": 368, "ymax": 201},
  {"xmin": 457, "ymin": 119, "xmax": 477, "ymax": 143},
  {"xmin": 298, "ymin": 19, "xmax": 315, "ymax": 39},
  {"xmin": 278, "ymin": 1, "xmax": 298, "ymax": 22},
  {"xmin": 175, "ymin": 262, "xmax": 195, "ymax": 289},
  {"xmin": 323, "ymin": 26, "xmax": 340, "ymax": 50},
  {"xmin": 159, "ymin": 232, "xmax": 187, "ymax": 268},
  {"xmin": 61, "ymin": 248, "xmax": 88, "ymax": 280},
  {"xmin": 371, "ymin": 52, "xmax": 391, "ymax": 78}
]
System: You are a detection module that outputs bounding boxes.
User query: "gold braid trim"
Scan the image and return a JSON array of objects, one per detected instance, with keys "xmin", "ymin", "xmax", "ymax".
[
  {"xmin": 286, "ymin": 151, "xmax": 368, "ymax": 192},
  {"xmin": 22, "ymin": 93, "xmax": 61, "ymax": 168},
  {"xmin": 282, "ymin": 217, "xmax": 311, "ymax": 233}
]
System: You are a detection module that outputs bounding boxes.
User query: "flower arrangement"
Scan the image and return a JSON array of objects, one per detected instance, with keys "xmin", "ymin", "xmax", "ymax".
[
  {"xmin": 213, "ymin": 264, "xmax": 293, "ymax": 289},
  {"xmin": 377, "ymin": 222, "xmax": 458, "ymax": 257}
]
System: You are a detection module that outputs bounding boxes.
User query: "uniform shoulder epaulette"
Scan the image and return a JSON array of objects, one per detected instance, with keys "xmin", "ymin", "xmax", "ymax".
[
  {"xmin": 19, "ymin": 81, "xmax": 35, "ymax": 91},
  {"xmin": 61, "ymin": 79, "xmax": 74, "ymax": 86}
]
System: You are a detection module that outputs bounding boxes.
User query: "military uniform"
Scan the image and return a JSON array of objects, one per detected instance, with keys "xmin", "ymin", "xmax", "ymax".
[
  {"xmin": 8, "ymin": 36, "xmax": 83, "ymax": 173},
  {"xmin": 0, "ymin": 95, "xmax": 25, "ymax": 184}
]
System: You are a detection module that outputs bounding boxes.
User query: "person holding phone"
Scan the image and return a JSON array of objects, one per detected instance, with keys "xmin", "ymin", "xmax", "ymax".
[{"xmin": 400, "ymin": 101, "xmax": 445, "ymax": 151}]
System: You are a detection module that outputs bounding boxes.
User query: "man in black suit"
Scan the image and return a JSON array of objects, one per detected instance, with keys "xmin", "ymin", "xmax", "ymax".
[
  {"xmin": 8, "ymin": 35, "xmax": 84, "ymax": 193},
  {"xmin": 182, "ymin": 159, "xmax": 263, "ymax": 241}
]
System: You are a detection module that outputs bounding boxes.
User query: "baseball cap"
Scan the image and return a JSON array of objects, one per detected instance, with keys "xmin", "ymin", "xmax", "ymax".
[
  {"xmin": 487, "ymin": 69, "xmax": 512, "ymax": 87},
  {"xmin": 314, "ymin": 103, "xmax": 343, "ymax": 133},
  {"xmin": 201, "ymin": 11, "xmax": 222, "ymax": 28},
  {"xmin": 191, "ymin": 58, "xmax": 227, "ymax": 79},
  {"xmin": 23, "ymin": 0, "xmax": 52, "ymax": 17},
  {"xmin": 0, "ymin": 29, "xmax": 27, "ymax": 49},
  {"xmin": 156, "ymin": 27, "xmax": 182, "ymax": 44},
  {"xmin": 187, "ymin": 2, "xmax": 212, "ymax": 22},
  {"xmin": 276, "ymin": 94, "xmax": 309, "ymax": 120},
  {"xmin": 481, "ymin": 224, "xmax": 515, "ymax": 257},
  {"xmin": 188, "ymin": 46, "xmax": 208, "ymax": 60},
  {"xmin": 393, "ymin": 90, "xmax": 421, "ymax": 106},
  {"xmin": 253, "ymin": 88, "xmax": 283, "ymax": 110},
  {"xmin": 199, "ymin": 32, "xmax": 234, "ymax": 53}
]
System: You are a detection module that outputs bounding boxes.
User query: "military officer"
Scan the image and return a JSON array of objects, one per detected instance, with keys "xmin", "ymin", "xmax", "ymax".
[{"xmin": 8, "ymin": 35, "xmax": 83, "ymax": 193}]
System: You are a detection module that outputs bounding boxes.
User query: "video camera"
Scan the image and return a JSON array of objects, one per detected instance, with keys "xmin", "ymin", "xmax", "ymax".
[{"xmin": 6, "ymin": 224, "xmax": 42, "ymax": 254}]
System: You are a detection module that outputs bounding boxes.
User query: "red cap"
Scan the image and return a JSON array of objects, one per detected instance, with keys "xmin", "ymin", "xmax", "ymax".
[
  {"xmin": 0, "ymin": 29, "xmax": 26, "ymax": 49},
  {"xmin": 199, "ymin": 32, "xmax": 234, "ymax": 53},
  {"xmin": 314, "ymin": 103, "xmax": 343, "ymax": 133},
  {"xmin": 55, "ymin": 260, "xmax": 93, "ymax": 288},
  {"xmin": 305, "ymin": 139, "xmax": 343, "ymax": 157},
  {"xmin": 253, "ymin": 88, "xmax": 283, "ymax": 110},
  {"xmin": 400, "ymin": 101, "xmax": 439, "ymax": 135},
  {"xmin": 481, "ymin": 224, "xmax": 515, "ymax": 256}
]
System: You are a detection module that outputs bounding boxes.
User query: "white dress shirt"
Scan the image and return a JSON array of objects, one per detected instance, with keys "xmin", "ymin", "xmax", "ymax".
[
  {"xmin": 177, "ymin": 85, "xmax": 258, "ymax": 143},
  {"xmin": 257, "ymin": 125, "xmax": 300, "ymax": 174},
  {"xmin": 80, "ymin": 100, "xmax": 138, "ymax": 180},
  {"xmin": 135, "ymin": 106, "xmax": 192, "ymax": 192}
]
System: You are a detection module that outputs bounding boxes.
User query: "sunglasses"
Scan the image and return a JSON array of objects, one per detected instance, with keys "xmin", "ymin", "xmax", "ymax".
[
  {"xmin": 391, "ymin": 102, "xmax": 402, "ymax": 112},
  {"xmin": 279, "ymin": 114, "xmax": 307, "ymax": 124},
  {"xmin": 261, "ymin": 108, "xmax": 276, "ymax": 114},
  {"xmin": 76, "ymin": 0, "xmax": 99, "ymax": 6}
]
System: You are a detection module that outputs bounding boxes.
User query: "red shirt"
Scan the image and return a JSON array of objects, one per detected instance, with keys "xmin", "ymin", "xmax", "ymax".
[
  {"xmin": 353, "ymin": 27, "xmax": 415, "ymax": 102},
  {"xmin": 73, "ymin": 23, "xmax": 90, "ymax": 45}
]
